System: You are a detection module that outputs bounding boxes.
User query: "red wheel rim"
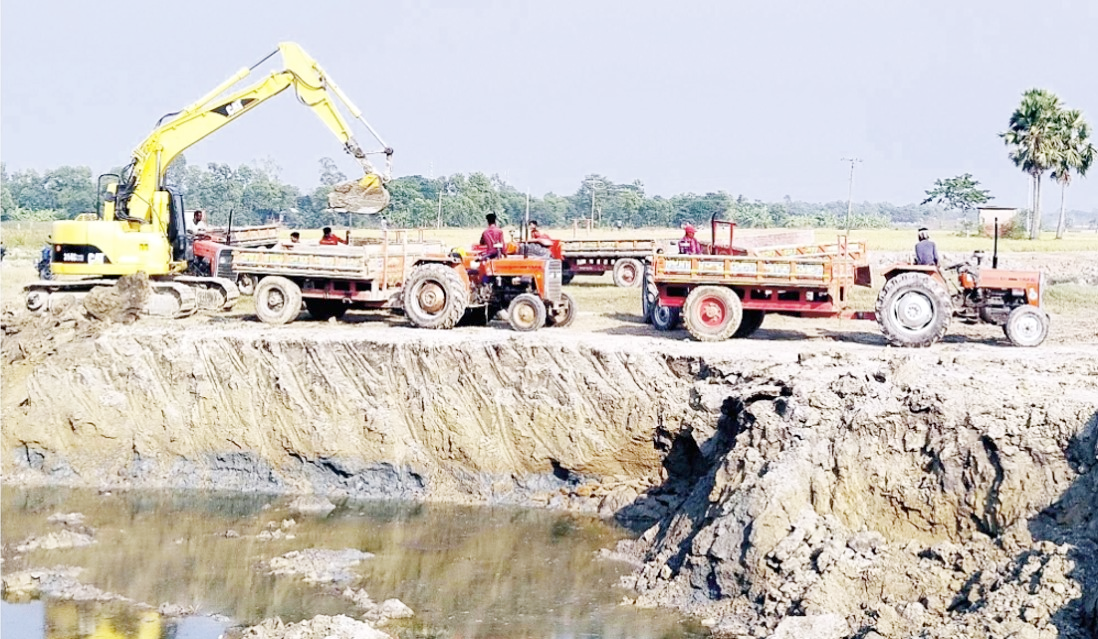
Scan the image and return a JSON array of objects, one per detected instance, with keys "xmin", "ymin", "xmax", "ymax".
[
  {"xmin": 621, "ymin": 264, "xmax": 637, "ymax": 284},
  {"xmin": 697, "ymin": 295, "xmax": 727, "ymax": 328}
]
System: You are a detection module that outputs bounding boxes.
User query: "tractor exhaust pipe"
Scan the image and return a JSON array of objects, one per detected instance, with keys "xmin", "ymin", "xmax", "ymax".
[{"xmin": 992, "ymin": 217, "xmax": 999, "ymax": 269}]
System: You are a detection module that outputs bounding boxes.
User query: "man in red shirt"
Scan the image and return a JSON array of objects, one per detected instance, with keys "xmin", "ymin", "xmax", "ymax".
[
  {"xmin": 480, "ymin": 214, "xmax": 505, "ymax": 257},
  {"xmin": 678, "ymin": 224, "xmax": 702, "ymax": 255},
  {"xmin": 528, "ymin": 220, "xmax": 552, "ymax": 246},
  {"xmin": 319, "ymin": 226, "xmax": 348, "ymax": 246}
]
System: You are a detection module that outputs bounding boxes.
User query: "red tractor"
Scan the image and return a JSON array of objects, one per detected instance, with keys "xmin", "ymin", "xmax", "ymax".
[
  {"xmin": 876, "ymin": 248, "xmax": 1049, "ymax": 347},
  {"xmin": 401, "ymin": 239, "xmax": 576, "ymax": 332}
]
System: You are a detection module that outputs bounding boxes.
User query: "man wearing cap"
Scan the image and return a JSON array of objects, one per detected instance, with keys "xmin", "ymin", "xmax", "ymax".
[
  {"xmin": 914, "ymin": 227, "xmax": 939, "ymax": 266},
  {"xmin": 677, "ymin": 224, "xmax": 702, "ymax": 255}
]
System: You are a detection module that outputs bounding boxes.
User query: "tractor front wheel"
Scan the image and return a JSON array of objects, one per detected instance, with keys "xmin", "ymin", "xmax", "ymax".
[
  {"xmin": 875, "ymin": 272, "xmax": 952, "ymax": 347},
  {"xmin": 508, "ymin": 293, "xmax": 547, "ymax": 332},
  {"xmin": 1004, "ymin": 305, "xmax": 1049, "ymax": 347},
  {"xmin": 683, "ymin": 285, "xmax": 742, "ymax": 342}
]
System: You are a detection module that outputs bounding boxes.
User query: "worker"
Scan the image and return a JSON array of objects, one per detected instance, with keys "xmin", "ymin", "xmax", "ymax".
[
  {"xmin": 290, "ymin": 232, "xmax": 301, "ymax": 244},
  {"xmin": 319, "ymin": 226, "xmax": 348, "ymax": 246},
  {"xmin": 528, "ymin": 220, "xmax": 553, "ymax": 247},
  {"xmin": 193, "ymin": 210, "xmax": 208, "ymax": 233},
  {"xmin": 914, "ymin": 227, "xmax": 939, "ymax": 266},
  {"xmin": 677, "ymin": 224, "xmax": 702, "ymax": 255},
  {"xmin": 38, "ymin": 237, "xmax": 53, "ymax": 280},
  {"xmin": 480, "ymin": 213, "xmax": 505, "ymax": 257}
]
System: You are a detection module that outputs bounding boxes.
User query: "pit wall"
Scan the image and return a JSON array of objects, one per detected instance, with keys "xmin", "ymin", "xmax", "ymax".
[{"xmin": 3, "ymin": 322, "xmax": 1096, "ymax": 637}]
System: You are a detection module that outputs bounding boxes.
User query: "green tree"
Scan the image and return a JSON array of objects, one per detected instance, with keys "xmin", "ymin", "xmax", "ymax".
[
  {"xmin": 1050, "ymin": 108, "xmax": 1096, "ymax": 239},
  {"xmin": 1001, "ymin": 89, "xmax": 1063, "ymax": 239},
  {"xmin": 920, "ymin": 173, "xmax": 992, "ymax": 233}
]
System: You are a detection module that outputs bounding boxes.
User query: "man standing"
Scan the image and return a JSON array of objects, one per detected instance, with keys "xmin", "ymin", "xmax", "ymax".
[
  {"xmin": 480, "ymin": 213, "xmax": 505, "ymax": 257},
  {"xmin": 677, "ymin": 224, "xmax": 702, "ymax": 255},
  {"xmin": 319, "ymin": 227, "xmax": 348, "ymax": 246},
  {"xmin": 914, "ymin": 227, "xmax": 939, "ymax": 266}
]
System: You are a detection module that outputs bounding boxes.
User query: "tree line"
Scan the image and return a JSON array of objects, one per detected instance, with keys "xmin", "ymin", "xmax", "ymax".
[{"xmin": 2, "ymin": 158, "xmax": 954, "ymax": 230}]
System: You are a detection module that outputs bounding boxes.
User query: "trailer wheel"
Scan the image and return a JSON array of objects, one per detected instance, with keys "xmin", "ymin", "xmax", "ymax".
[
  {"xmin": 1004, "ymin": 305, "xmax": 1049, "ymax": 347},
  {"xmin": 652, "ymin": 305, "xmax": 681, "ymax": 331},
  {"xmin": 305, "ymin": 298, "xmax": 348, "ymax": 321},
  {"xmin": 613, "ymin": 258, "xmax": 644, "ymax": 288},
  {"xmin": 508, "ymin": 293, "xmax": 547, "ymax": 332},
  {"xmin": 683, "ymin": 286, "xmax": 742, "ymax": 342},
  {"xmin": 254, "ymin": 276, "xmax": 302, "ymax": 325},
  {"xmin": 641, "ymin": 261, "xmax": 658, "ymax": 323},
  {"xmin": 403, "ymin": 263, "xmax": 468, "ymax": 330},
  {"xmin": 733, "ymin": 310, "xmax": 765, "ymax": 338},
  {"xmin": 546, "ymin": 291, "xmax": 577, "ymax": 328},
  {"xmin": 875, "ymin": 272, "xmax": 951, "ymax": 347}
]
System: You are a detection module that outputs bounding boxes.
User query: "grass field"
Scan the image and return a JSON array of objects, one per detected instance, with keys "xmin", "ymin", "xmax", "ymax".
[{"xmin": 6, "ymin": 220, "xmax": 1097, "ymax": 253}]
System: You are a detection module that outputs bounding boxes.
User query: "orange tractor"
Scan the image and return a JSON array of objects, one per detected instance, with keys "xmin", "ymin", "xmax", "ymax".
[{"xmin": 401, "ymin": 239, "xmax": 575, "ymax": 331}]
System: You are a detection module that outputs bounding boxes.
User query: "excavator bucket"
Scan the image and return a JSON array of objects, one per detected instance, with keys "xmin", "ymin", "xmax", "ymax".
[{"xmin": 327, "ymin": 174, "xmax": 391, "ymax": 214}]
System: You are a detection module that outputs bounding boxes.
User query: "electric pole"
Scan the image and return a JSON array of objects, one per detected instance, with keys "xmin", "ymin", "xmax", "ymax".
[{"xmin": 841, "ymin": 158, "xmax": 862, "ymax": 231}]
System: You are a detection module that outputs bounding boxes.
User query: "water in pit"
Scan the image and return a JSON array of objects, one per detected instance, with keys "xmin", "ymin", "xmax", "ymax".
[{"xmin": 1, "ymin": 487, "xmax": 707, "ymax": 638}]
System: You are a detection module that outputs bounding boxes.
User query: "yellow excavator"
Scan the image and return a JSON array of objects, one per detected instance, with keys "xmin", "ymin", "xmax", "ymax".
[{"xmin": 25, "ymin": 42, "xmax": 393, "ymax": 317}]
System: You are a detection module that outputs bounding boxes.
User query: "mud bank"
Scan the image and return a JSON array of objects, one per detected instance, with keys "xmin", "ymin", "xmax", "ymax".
[{"xmin": 3, "ymin": 315, "xmax": 1098, "ymax": 637}]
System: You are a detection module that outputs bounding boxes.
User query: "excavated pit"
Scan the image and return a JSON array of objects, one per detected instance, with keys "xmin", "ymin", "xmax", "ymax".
[{"xmin": 2, "ymin": 314, "xmax": 1097, "ymax": 638}]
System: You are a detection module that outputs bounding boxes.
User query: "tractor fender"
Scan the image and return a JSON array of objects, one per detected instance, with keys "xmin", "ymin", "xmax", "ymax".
[
  {"xmin": 880, "ymin": 263, "xmax": 948, "ymax": 288},
  {"xmin": 414, "ymin": 257, "xmax": 470, "ymax": 290}
]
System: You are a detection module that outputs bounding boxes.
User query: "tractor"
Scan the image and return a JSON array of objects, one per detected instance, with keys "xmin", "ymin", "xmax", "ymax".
[
  {"xmin": 401, "ymin": 239, "xmax": 576, "ymax": 332},
  {"xmin": 876, "ymin": 229, "xmax": 1049, "ymax": 347}
]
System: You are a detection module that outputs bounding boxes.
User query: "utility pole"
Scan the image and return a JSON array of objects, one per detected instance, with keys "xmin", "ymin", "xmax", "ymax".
[
  {"xmin": 841, "ymin": 158, "xmax": 862, "ymax": 231},
  {"xmin": 437, "ymin": 189, "xmax": 443, "ymax": 229}
]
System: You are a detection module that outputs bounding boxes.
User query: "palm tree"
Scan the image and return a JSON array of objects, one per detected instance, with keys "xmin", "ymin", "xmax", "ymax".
[
  {"xmin": 1001, "ymin": 89, "xmax": 1063, "ymax": 239},
  {"xmin": 1050, "ymin": 109, "xmax": 1096, "ymax": 239}
]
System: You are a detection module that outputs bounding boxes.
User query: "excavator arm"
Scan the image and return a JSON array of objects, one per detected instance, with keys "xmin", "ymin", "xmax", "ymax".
[{"xmin": 112, "ymin": 42, "xmax": 392, "ymax": 231}]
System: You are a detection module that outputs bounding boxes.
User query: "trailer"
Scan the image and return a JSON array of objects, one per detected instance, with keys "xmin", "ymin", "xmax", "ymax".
[{"xmin": 559, "ymin": 238, "xmax": 678, "ymax": 287}]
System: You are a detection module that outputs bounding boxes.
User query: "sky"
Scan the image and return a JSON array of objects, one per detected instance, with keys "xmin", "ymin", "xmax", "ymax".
[{"xmin": 2, "ymin": 0, "xmax": 1097, "ymax": 210}]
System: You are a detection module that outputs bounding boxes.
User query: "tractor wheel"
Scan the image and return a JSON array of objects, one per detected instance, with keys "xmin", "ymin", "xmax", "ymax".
[
  {"xmin": 305, "ymin": 298, "xmax": 348, "ymax": 321},
  {"xmin": 683, "ymin": 285, "xmax": 742, "ymax": 342},
  {"xmin": 613, "ymin": 258, "xmax": 644, "ymax": 288},
  {"xmin": 402, "ymin": 263, "xmax": 468, "ymax": 330},
  {"xmin": 651, "ymin": 305, "xmax": 681, "ymax": 331},
  {"xmin": 507, "ymin": 293, "xmax": 547, "ymax": 332},
  {"xmin": 875, "ymin": 272, "xmax": 951, "ymax": 347},
  {"xmin": 546, "ymin": 291, "xmax": 577, "ymax": 328},
  {"xmin": 1004, "ymin": 305, "xmax": 1049, "ymax": 347},
  {"xmin": 641, "ymin": 261, "xmax": 658, "ymax": 324},
  {"xmin": 236, "ymin": 273, "xmax": 256, "ymax": 296},
  {"xmin": 254, "ymin": 276, "xmax": 302, "ymax": 325},
  {"xmin": 733, "ymin": 310, "xmax": 765, "ymax": 338}
]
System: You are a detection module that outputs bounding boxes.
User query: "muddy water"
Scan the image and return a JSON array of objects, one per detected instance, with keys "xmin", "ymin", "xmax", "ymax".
[{"xmin": 1, "ymin": 487, "xmax": 706, "ymax": 638}]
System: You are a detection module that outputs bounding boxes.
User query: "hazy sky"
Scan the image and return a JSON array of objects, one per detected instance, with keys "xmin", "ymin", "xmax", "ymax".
[{"xmin": 3, "ymin": 0, "xmax": 1097, "ymax": 209}]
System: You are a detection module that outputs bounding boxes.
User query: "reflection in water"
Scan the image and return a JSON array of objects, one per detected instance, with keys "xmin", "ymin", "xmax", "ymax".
[{"xmin": 2, "ymin": 487, "xmax": 705, "ymax": 639}]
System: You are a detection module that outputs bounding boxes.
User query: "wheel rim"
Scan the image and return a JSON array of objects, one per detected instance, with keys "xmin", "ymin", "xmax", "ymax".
[
  {"xmin": 696, "ymin": 295, "xmax": 728, "ymax": 328},
  {"xmin": 512, "ymin": 301, "xmax": 539, "ymax": 329},
  {"xmin": 654, "ymin": 306, "xmax": 672, "ymax": 326},
  {"xmin": 893, "ymin": 290, "xmax": 934, "ymax": 332},
  {"xmin": 417, "ymin": 282, "xmax": 446, "ymax": 315},
  {"xmin": 552, "ymin": 301, "xmax": 571, "ymax": 323},
  {"xmin": 620, "ymin": 263, "xmax": 638, "ymax": 285},
  {"xmin": 264, "ymin": 289, "xmax": 285, "ymax": 313},
  {"xmin": 1013, "ymin": 312, "xmax": 1043, "ymax": 343},
  {"xmin": 27, "ymin": 291, "xmax": 47, "ymax": 311}
]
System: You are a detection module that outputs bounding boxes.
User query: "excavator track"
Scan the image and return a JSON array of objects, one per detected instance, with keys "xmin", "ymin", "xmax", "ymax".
[
  {"xmin": 174, "ymin": 276, "xmax": 240, "ymax": 312},
  {"xmin": 24, "ymin": 279, "xmax": 206, "ymax": 319}
]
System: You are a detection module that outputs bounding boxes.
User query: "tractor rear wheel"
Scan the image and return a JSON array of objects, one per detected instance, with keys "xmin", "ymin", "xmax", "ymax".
[
  {"xmin": 875, "ymin": 272, "xmax": 951, "ymax": 347},
  {"xmin": 1004, "ymin": 305, "xmax": 1049, "ymax": 347},
  {"xmin": 641, "ymin": 260, "xmax": 658, "ymax": 323},
  {"xmin": 546, "ymin": 291, "xmax": 577, "ymax": 328},
  {"xmin": 402, "ymin": 263, "xmax": 468, "ymax": 330},
  {"xmin": 613, "ymin": 258, "xmax": 643, "ymax": 288},
  {"xmin": 683, "ymin": 285, "xmax": 742, "ymax": 342},
  {"xmin": 507, "ymin": 293, "xmax": 547, "ymax": 332},
  {"xmin": 254, "ymin": 276, "xmax": 302, "ymax": 325},
  {"xmin": 733, "ymin": 310, "xmax": 765, "ymax": 338},
  {"xmin": 651, "ymin": 305, "xmax": 681, "ymax": 331},
  {"xmin": 305, "ymin": 298, "xmax": 348, "ymax": 321}
]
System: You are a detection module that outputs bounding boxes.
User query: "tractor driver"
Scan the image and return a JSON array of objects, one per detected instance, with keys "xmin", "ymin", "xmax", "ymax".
[
  {"xmin": 192, "ymin": 209, "xmax": 208, "ymax": 233},
  {"xmin": 480, "ymin": 213, "xmax": 505, "ymax": 258},
  {"xmin": 914, "ymin": 227, "xmax": 939, "ymax": 267}
]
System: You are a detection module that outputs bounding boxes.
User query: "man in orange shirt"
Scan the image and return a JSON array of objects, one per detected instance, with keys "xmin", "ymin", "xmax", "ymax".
[{"xmin": 319, "ymin": 227, "xmax": 348, "ymax": 246}]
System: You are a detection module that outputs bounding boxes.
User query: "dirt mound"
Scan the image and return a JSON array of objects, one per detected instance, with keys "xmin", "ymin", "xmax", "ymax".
[{"xmin": 83, "ymin": 273, "xmax": 150, "ymax": 323}]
